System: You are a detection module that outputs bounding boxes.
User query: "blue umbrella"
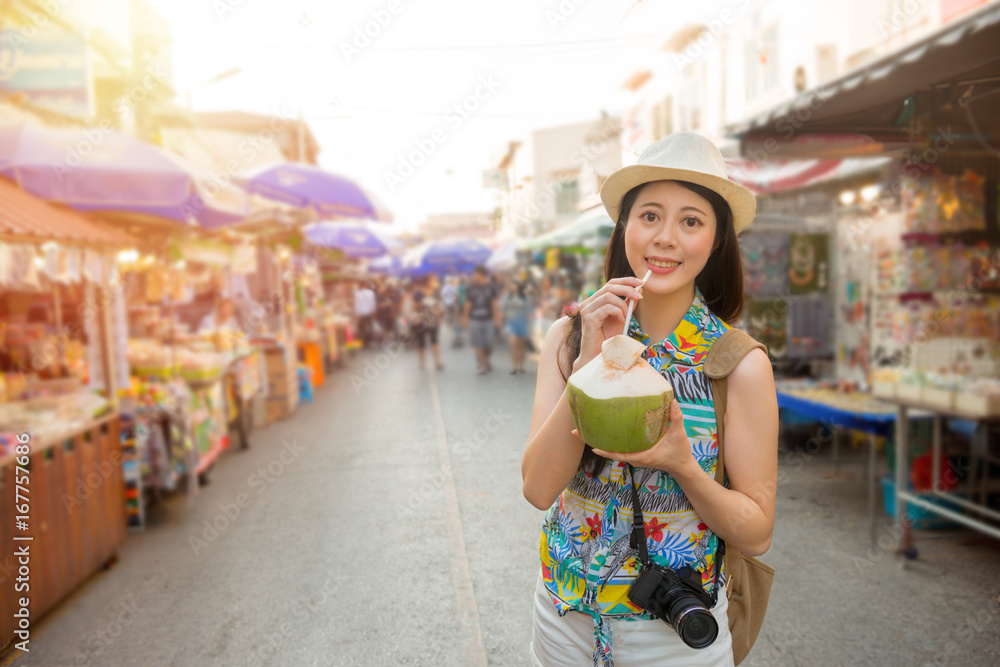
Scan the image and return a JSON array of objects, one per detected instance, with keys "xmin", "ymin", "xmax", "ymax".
[
  {"xmin": 402, "ymin": 238, "xmax": 492, "ymax": 276},
  {"xmin": 304, "ymin": 222, "xmax": 389, "ymax": 259},
  {"xmin": 368, "ymin": 254, "xmax": 402, "ymax": 276}
]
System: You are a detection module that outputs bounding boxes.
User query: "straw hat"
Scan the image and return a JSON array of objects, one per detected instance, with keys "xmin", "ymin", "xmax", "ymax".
[{"xmin": 600, "ymin": 131, "xmax": 756, "ymax": 234}]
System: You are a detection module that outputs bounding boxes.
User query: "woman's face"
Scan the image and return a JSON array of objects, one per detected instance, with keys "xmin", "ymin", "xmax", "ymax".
[{"xmin": 623, "ymin": 181, "xmax": 717, "ymax": 295}]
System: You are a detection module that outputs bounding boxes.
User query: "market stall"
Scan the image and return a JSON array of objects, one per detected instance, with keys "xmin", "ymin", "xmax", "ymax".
[
  {"xmin": 729, "ymin": 3, "xmax": 1000, "ymax": 554},
  {"xmin": 0, "ymin": 180, "xmax": 133, "ymax": 650}
]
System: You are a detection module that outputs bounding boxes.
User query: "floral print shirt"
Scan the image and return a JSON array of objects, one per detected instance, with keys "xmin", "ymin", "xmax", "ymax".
[{"xmin": 539, "ymin": 289, "xmax": 729, "ymax": 666}]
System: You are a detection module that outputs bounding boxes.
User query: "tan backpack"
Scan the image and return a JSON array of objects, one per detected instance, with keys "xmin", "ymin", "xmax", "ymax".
[{"xmin": 704, "ymin": 328, "xmax": 777, "ymax": 666}]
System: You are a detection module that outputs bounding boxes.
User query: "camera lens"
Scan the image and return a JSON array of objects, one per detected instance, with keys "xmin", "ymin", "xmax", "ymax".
[
  {"xmin": 674, "ymin": 608, "xmax": 718, "ymax": 649},
  {"xmin": 667, "ymin": 595, "xmax": 719, "ymax": 649}
]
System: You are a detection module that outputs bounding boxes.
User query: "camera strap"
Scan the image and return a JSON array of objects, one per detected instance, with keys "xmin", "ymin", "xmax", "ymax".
[{"xmin": 628, "ymin": 464, "xmax": 723, "ymax": 604}]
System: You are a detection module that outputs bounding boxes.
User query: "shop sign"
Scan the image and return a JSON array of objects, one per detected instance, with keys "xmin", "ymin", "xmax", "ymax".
[
  {"xmin": 174, "ymin": 239, "xmax": 233, "ymax": 267},
  {"xmin": 0, "ymin": 30, "xmax": 91, "ymax": 118}
]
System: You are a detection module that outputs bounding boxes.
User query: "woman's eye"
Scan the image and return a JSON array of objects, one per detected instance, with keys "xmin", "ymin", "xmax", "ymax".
[
  {"xmin": 642, "ymin": 211, "xmax": 657, "ymax": 223},
  {"xmin": 682, "ymin": 217, "xmax": 701, "ymax": 228}
]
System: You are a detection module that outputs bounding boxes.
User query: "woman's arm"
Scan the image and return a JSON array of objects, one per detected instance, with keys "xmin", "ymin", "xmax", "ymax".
[
  {"xmin": 591, "ymin": 349, "xmax": 778, "ymax": 556},
  {"xmin": 522, "ymin": 277, "xmax": 645, "ymax": 510},
  {"xmin": 521, "ymin": 317, "xmax": 587, "ymax": 509}
]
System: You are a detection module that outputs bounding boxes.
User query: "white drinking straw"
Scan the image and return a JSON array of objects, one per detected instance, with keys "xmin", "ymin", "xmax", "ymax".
[{"xmin": 622, "ymin": 269, "xmax": 652, "ymax": 336}]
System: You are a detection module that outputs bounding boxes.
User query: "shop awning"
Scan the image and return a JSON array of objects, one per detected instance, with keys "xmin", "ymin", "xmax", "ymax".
[
  {"xmin": 723, "ymin": 157, "xmax": 893, "ymax": 195},
  {"xmin": 0, "ymin": 178, "xmax": 134, "ymax": 246},
  {"xmin": 730, "ymin": 3, "xmax": 1000, "ymax": 157}
]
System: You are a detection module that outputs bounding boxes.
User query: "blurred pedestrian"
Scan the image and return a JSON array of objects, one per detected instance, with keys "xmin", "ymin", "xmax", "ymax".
[
  {"xmin": 353, "ymin": 281, "xmax": 377, "ymax": 347},
  {"xmin": 462, "ymin": 265, "xmax": 501, "ymax": 375},
  {"xmin": 452, "ymin": 276, "xmax": 467, "ymax": 348},
  {"xmin": 501, "ymin": 281, "xmax": 531, "ymax": 374},
  {"xmin": 410, "ymin": 282, "xmax": 444, "ymax": 370},
  {"xmin": 376, "ymin": 281, "xmax": 398, "ymax": 343}
]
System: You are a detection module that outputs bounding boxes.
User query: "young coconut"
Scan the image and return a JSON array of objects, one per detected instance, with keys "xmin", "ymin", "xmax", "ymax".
[{"xmin": 566, "ymin": 334, "xmax": 674, "ymax": 453}]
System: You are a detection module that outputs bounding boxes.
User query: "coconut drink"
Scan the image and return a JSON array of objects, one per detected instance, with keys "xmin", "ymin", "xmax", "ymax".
[{"xmin": 566, "ymin": 334, "xmax": 674, "ymax": 453}]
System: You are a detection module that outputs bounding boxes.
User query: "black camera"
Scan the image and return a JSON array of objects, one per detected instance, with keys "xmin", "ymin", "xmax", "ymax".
[{"xmin": 627, "ymin": 562, "xmax": 719, "ymax": 649}]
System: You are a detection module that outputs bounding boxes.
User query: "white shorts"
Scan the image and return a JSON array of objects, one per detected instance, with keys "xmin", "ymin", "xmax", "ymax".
[{"xmin": 529, "ymin": 573, "xmax": 734, "ymax": 667}]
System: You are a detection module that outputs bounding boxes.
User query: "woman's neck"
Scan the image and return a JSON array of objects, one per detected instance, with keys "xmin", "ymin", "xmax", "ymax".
[{"xmin": 634, "ymin": 284, "xmax": 696, "ymax": 345}]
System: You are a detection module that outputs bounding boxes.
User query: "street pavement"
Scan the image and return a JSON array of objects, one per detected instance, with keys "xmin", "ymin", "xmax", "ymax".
[{"xmin": 8, "ymin": 329, "xmax": 1000, "ymax": 666}]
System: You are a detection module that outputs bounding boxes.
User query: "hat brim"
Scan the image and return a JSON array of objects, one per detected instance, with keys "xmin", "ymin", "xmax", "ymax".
[{"xmin": 600, "ymin": 165, "xmax": 757, "ymax": 234}]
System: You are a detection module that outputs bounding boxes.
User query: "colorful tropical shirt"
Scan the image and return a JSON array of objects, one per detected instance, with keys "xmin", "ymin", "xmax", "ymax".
[{"xmin": 539, "ymin": 288, "xmax": 729, "ymax": 666}]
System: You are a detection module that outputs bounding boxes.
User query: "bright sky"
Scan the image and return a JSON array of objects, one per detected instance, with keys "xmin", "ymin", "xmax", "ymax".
[{"xmin": 148, "ymin": 0, "xmax": 711, "ymax": 232}]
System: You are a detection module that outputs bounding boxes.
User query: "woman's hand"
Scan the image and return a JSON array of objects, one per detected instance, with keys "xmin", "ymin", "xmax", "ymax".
[
  {"xmin": 572, "ymin": 276, "xmax": 644, "ymax": 373},
  {"xmin": 586, "ymin": 400, "xmax": 697, "ymax": 476}
]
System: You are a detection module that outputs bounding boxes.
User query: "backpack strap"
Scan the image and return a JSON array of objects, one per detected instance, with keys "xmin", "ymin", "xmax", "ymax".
[{"xmin": 705, "ymin": 329, "xmax": 767, "ymax": 485}]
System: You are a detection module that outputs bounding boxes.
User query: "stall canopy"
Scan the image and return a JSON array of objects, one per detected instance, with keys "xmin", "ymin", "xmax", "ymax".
[
  {"xmin": 723, "ymin": 157, "xmax": 894, "ymax": 195},
  {"xmin": 0, "ymin": 178, "xmax": 133, "ymax": 245},
  {"xmin": 523, "ymin": 207, "xmax": 615, "ymax": 253},
  {"xmin": 730, "ymin": 3, "xmax": 1000, "ymax": 158},
  {"xmin": 0, "ymin": 122, "xmax": 248, "ymax": 227}
]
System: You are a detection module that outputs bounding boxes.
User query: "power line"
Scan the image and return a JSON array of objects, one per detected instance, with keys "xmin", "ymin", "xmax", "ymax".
[{"xmin": 166, "ymin": 32, "xmax": 665, "ymax": 54}]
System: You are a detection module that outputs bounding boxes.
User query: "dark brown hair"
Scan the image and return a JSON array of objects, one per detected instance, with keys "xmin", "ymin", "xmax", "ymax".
[{"xmin": 558, "ymin": 179, "xmax": 745, "ymax": 473}]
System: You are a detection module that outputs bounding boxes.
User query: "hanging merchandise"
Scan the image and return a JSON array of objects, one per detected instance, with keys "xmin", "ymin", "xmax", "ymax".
[
  {"xmin": 10, "ymin": 244, "xmax": 41, "ymax": 290},
  {"xmin": 0, "ymin": 244, "xmax": 10, "ymax": 287},
  {"xmin": 902, "ymin": 168, "xmax": 986, "ymax": 233},
  {"xmin": 787, "ymin": 233, "xmax": 828, "ymax": 294},
  {"xmin": 44, "ymin": 245, "xmax": 82, "ymax": 285},
  {"xmin": 83, "ymin": 249, "xmax": 104, "ymax": 285},
  {"xmin": 741, "ymin": 234, "xmax": 788, "ymax": 295}
]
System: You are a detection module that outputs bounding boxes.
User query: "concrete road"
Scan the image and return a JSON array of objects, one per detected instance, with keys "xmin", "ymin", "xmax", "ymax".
[{"xmin": 8, "ymin": 331, "xmax": 1000, "ymax": 666}]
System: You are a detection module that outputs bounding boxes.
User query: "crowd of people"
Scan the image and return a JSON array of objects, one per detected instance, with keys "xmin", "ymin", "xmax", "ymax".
[{"xmin": 348, "ymin": 266, "xmax": 546, "ymax": 375}]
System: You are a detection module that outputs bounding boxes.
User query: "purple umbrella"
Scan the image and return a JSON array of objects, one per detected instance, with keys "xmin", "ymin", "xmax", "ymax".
[
  {"xmin": 244, "ymin": 163, "xmax": 392, "ymax": 222},
  {"xmin": 0, "ymin": 122, "xmax": 248, "ymax": 227},
  {"xmin": 304, "ymin": 222, "xmax": 389, "ymax": 259}
]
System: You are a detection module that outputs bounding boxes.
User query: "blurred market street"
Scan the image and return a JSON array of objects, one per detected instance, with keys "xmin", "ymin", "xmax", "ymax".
[
  {"xmin": 9, "ymin": 335, "xmax": 1000, "ymax": 666},
  {"xmin": 4, "ymin": 1, "xmax": 1000, "ymax": 665}
]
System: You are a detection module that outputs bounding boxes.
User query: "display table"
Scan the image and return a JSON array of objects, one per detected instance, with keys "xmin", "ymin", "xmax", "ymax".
[
  {"xmin": 880, "ymin": 396, "xmax": 1000, "ymax": 557},
  {"xmin": 776, "ymin": 383, "xmax": 929, "ymax": 543},
  {"xmin": 1, "ymin": 413, "xmax": 124, "ymax": 650},
  {"xmin": 185, "ymin": 375, "xmax": 229, "ymax": 478}
]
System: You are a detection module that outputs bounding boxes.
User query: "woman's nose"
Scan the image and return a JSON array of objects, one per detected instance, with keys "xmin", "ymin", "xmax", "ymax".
[{"xmin": 653, "ymin": 222, "xmax": 677, "ymax": 247}]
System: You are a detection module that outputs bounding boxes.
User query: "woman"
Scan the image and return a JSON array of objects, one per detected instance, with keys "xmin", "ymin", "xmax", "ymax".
[
  {"xmin": 502, "ymin": 281, "xmax": 531, "ymax": 374},
  {"xmin": 409, "ymin": 282, "xmax": 444, "ymax": 371},
  {"xmin": 521, "ymin": 132, "xmax": 778, "ymax": 666}
]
